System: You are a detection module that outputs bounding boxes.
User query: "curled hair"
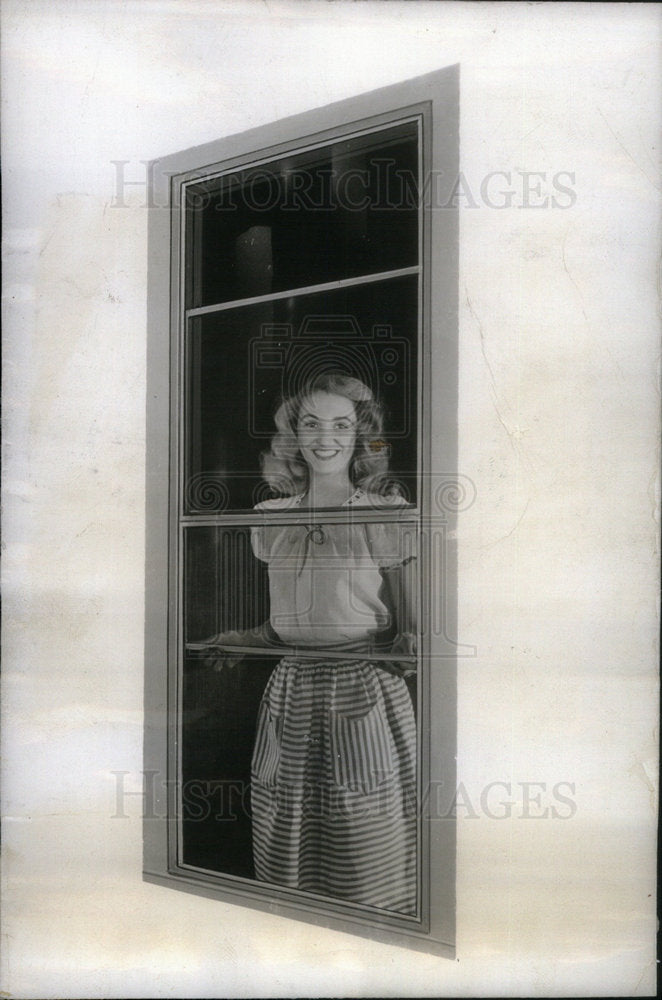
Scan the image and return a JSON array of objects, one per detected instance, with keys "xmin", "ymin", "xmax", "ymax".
[{"xmin": 261, "ymin": 372, "xmax": 398, "ymax": 497}]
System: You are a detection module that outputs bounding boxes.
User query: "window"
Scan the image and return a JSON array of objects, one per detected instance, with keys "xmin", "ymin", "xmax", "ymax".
[{"xmin": 145, "ymin": 64, "xmax": 459, "ymax": 955}]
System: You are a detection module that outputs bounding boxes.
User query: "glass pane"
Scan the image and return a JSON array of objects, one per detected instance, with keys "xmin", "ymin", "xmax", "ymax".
[
  {"xmin": 185, "ymin": 120, "xmax": 419, "ymax": 309},
  {"xmin": 181, "ymin": 525, "xmax": 418, "ymax": 914},
  {"xmin": 184, "ymin": 274, "xmax": 418, "ymax": 513}
]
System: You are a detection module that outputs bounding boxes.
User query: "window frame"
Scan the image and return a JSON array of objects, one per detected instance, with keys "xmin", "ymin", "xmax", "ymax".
[{"xmin": 145, "ymin": 64, "xmax": 459, "ymax": 957}]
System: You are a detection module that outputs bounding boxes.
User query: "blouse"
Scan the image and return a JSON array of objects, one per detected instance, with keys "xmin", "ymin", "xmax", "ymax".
[{"xmin": 250, "ymin": 489, "xmax": 413, "ymax": 648}]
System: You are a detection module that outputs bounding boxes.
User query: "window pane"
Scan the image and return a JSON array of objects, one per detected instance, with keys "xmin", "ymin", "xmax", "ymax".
[
  {"xmin": 184, "ymin": 526, "xmax": 270, "ymax": 640},
  {"xmin": 182, "ymin": 525, "xmax": 419, "ymax": 914},
  {"xmin": 182, "ymin": 651, "xmax": 274, "ymax": 878},
  {"xmin": 185, "ymin": 120, "xmax": 419, "ymax": 308},
  {"xmin": 185, "ymin": 274, "xmax": 418, "ymax": 513}
]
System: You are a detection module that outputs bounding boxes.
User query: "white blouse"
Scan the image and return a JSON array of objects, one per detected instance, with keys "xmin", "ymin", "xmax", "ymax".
[{"xmin": 250, "ymin": 490, "xmax": 413, "ymax": 648}]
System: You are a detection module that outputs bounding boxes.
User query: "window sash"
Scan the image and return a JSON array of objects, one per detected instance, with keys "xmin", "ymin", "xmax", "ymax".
[{"xmin": 178, "ymin": 113, "xmax": 423, "ymax": 521}]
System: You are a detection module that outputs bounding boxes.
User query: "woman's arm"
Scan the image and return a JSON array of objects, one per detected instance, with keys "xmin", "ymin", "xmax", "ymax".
[
  {"xmin": 381, "ymin": 557, "xmax": 417, "ymax": 656},
  {"xmin": 206, "ymin": 620, "xmax": 278, "ymax": 646},
  {"xmin": 201, "ymin": 620, "xmax": 279, "ymax": 671}
]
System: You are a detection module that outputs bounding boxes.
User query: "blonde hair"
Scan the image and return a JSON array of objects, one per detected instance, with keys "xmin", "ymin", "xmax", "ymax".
[{"xmin": 261, "ymin": 372, "xmax": 398, "ymax": 497}]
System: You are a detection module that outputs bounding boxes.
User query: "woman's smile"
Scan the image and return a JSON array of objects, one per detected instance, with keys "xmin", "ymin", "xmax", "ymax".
[{"xmin": 297, "ymin": 391, "xmax": 358, "ymax": 478}]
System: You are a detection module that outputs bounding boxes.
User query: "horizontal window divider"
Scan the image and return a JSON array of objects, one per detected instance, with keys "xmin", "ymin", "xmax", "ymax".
[
  {"xmin": 185, "ymin": 265, "xmax": 420, "ymax": 318},
  {"xmin": 180, "ymin": 508, "xmax": 419, "ymax": 526},
  {"xmin": 186, "ymin": 642, "xmax": 417, "ymax": 664}
]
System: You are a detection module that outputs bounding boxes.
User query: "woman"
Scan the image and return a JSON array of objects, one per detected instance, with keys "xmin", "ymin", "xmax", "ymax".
[{"xmin": 211, "ymin": 372, "xmax": 417, "ymax": 914}]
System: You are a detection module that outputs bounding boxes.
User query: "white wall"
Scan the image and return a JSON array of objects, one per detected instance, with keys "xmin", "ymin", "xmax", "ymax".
[{"xmin": 2, "ymin": 2, "xmax": 659, "ymax": 996}]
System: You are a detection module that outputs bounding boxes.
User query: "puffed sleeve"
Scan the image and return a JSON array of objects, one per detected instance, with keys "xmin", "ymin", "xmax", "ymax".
[
  {"xmin": 250, "ymin": 525, "xmax": 269, "ymax": 563},
  {"xmin": 363, "ymin": 494, "xmax": 417, "ymax": 570},
  {"xmin": 251, "ymin": 500, "xmax": 274, "ymax": 563},
  {"xmin": 250, "ymin": 499, "xmax": 276, "ymax": 563},
  {"xmin": 250, "ymin": 496, "xmax": 300, "ymax": 562}
]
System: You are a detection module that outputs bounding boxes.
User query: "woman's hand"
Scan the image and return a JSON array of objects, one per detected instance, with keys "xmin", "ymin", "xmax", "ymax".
[
  {"xmin": 380, "ymin": 632, "xmax": 417, "ymax": 678},
  {"xmin": 202, "ymin": 630, "xmax": 249, "ymax": 672},
  {"xmin": 390, "ymin": 632, "xmax": 417, "ymax": 657},
  {"xmin": 201, "ymin": 623, "xmax": 277, "ymax": 672}
]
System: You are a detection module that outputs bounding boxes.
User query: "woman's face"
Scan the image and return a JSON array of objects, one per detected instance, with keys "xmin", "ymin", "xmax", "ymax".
[{"xmin": 297, "ymin": 391, "xmax": 357, "ymax": 478}]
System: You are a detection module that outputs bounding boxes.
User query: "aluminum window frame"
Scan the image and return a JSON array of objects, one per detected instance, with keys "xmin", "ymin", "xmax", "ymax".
[{"xmin": 144, "ymin": 63, "xmax": 459, "ymax": 956}]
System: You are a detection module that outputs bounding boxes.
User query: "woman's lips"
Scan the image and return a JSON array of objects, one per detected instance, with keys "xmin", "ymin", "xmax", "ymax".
[{"xmin": 312, "ymin": 449, "xmax": 340, "ymax": 459}]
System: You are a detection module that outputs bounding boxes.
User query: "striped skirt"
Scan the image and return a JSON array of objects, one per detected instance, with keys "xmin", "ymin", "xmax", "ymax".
[{"xmin": 251, "ymin": 657, "xmax": 417, "ymax": 915}]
